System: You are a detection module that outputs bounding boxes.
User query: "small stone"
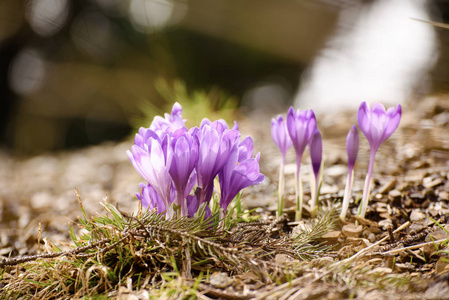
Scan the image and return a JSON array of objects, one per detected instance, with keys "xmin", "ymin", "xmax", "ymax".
[
  {"xmin": 423, "ymin": 178, "xmax": 444, "ymax": 189},
  {"xmin": 408, "ymin": 222, "xmax": 427, "ymax": 234},
  {"xmin": 394, "ymin": 262, "xmax": 415, "ymax": 272},
  {"xmin": 410, "ymin": 193, "xmax": 425, "ymax": 201},
  {"xmin": 425, "ymin": 228, "xmax": 449, "ymax": 242},
  {"xmin": 354, "ymin": 216, "xmax": 379, "ymax": 227},
  {"xmin": 342, "ymin": 224, "xmax": 363, "ymax": 238},
  {"xmin": 424, "ymin": 281, "xmax": 449, "ymax": 300},
  {"xmin": 210, "ymin": 272, "xmax": 232, "ymax": 289},
  {"xmin": 436, "ymin": 258, "xmax": 449, "ymax": 274},
  {"xmin": 410, "ymin": 209, "xmax": 426, "ymax": 221},
  {"xmin": 379, "ymin": 178, "xmax": 397, "ymax": 194},
  {"xmin": 322, "ymin": 230, "xmax": 342, "ymax": 239},
  {"xmin": 275, "ymin": 254, "xmax": 289, "ymax": 265},
  {"xmin": 422, "ymin": 243, "xmax": 438, "ymax": 259},
  {"xmin": 378, "ymin": 219, "xmax": 393, "ymax": 230},
  {"xmin": 388, "ymin": 189, "xmax": 402, "ymax": 206},
  {"xmin": 403, "ymin": 197, "xmax": 414, "ymax": 208},
  {"xmin": 439, "ymin": 191, "xmax": 449, "ymax": 201},
  {"xmin": 378, "ymin": 212, "xmax": 391, "ymax": 219}
]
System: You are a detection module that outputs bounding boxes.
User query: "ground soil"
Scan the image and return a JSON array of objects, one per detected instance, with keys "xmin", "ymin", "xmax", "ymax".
[{"xmin": 1, "ymin": 96, "xmax": 449, "ymax": 299}]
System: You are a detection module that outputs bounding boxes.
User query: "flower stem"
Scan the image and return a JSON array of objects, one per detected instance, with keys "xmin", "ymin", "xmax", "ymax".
[
  {"xmin": 310, "ymin": 173, "xmax": 319, "ymax": 218},
  {"xmin": 360, "ymin": 150, "xmax": 377, "ymax": 218},
  {"xmin": 340, "ymin": 169, "xmax": 354, "ymax": 220},
  {"xmin": 177, "ymin": 187, "xmax": 186, "ymax": 217},
  {"xmin": 295, "ymin": 154, "xmax": 303, "ymax": 221},
  {"xmin": 277, "ymin": 159, "xmax": 285, "ymax": 217}
]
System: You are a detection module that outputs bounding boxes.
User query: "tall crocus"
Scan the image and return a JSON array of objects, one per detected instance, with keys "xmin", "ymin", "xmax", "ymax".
[
  {"xmin": 308, "ymin": 129, "xmax": 322, "ymax": 217},
  {"xmin": 286, "ymin": 107, "xmax": 317, "ymax": 220},
  {"xmin": 271, "ymin": 115, "xmax": 292, "ymax": 217},
  {"xmin": 169, "ymin": 128, "xmax": 199, "ymax": 216},
  {"xmin": 358, "ymin": 102, "xmax": 401, "ymax": 218},
  {"xmin": 340, "ymin": 125, "xmax": 359, "ymax": 220},
  {"xmin": 219, "ymin": 137, "xmax": 264, "ymax": 214}
]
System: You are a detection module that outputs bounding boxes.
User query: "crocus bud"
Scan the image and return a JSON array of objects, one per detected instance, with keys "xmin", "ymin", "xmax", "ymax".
[
  {"xmin": 271, "ymin": 115, "xmax": 292, "ymax": 162},
  {"xmin": 308, "ymin": 129, "xmax": 322, "ymax": 217},
  {"xmin": 309, "ymin": 129, "xmax": 322, "ymax": 179},
  {"xmin": 340, "ymin": 125, "xmax": 359, "ymax": 221},
  {"xmin": 346, "ymin": 125, "xmax": 359, "ymax": 172}
]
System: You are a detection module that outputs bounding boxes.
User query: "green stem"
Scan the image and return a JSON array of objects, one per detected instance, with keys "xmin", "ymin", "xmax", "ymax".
[
  {"xmin": 360, "ymin": 150, "xmax": 377, "ymax": 218},
  {"xmin": 340, "ymin": 169, "xmax": 354, "ymax": 220},
  {"xmin": 277, "ymin": 159, "xmax": 285, "ymax": 217},
  {"xmin": 310, "ymin": 173, "xmax": 319, "ymax": 218},
  {"xmin": 295, "ymin": 154, "xmax": 303, "ymax": 221}
]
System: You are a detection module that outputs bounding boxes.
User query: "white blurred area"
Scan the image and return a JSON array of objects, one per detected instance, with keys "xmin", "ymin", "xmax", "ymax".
[
  {"xmin": 294, "ymin": 0, "xmax": 438, "ymax": 113},
  {"xmin": 128, "ymin": 0, "xmax": 188, "ymax": 32},
  {"xmin": 26, "ymin": 0, "xmax": 70, "ymax": 37},
  {"xmin": 9, "ymin": 48, "xmax": 46, "ymax": 96}
]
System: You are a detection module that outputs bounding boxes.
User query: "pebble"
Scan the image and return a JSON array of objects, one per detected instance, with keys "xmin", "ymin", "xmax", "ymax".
[
  {"xmin": 423, "ymin": 178, "xmax": 444, "ymax": 189},
  {"xmin": 436, "ymin": 258, "xmax": 449, "ymax": 274},
  {"xmin": 439, "ymin": 191, "xmax": 449, "ymax": 201},
  {"xmin": 410, "ymin": 209, "xmax": 427, "ymax": 221},
  {"xmin": 410, "ymin": 193, "xmax": 425, "ymax": 201},
  {"xmin": 379, "ymin": 178, "xmax": 397, "ymax": 194},
  {"xmin": 378, "ymin": 219, "xmax": 393, "ymax": 230},
  {"xmin": 425, "ymin": 228, "xmax": 449, "ymax": 242},
  {"xmin": 424, "ymin": 281, "xmax": 449, "ymax": 300},
  {"xmin": 210, "ymin": 272, "xmax": 233, "ymax": 289},
  {"xmin": 388, "ymin": 189, "xmax": 402, "ymax": 206},
  {"xmin": 368, "ymin": 233, "xmax": 376, "ymax": 243},
  {"xmin": 342, "ymin": 224, "xmax": 363, "ymax": 238},
  {"xmin": 322, "ymin": 231, "xmax": 342, "ymax": 239}
]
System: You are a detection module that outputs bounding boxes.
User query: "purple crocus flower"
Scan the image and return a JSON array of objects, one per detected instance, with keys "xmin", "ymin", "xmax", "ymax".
[
  {"xmin": 150, "ymin": 102, "xmax": 186, "ymax": 136},
  {"xmin": 187, "ymin": 194, "xmax": 212, "ymax": 219},
  {"xmin": 137, "ymin": 183, "xmax": 167, "ymax": 214},
  {"xmin": 308, "ymin": 129, "xmax": 322, "ymax": 216},
  {"xmin": 219, "ymin": 138, "xmax": 264, "ymax": 212},
  {"xmin": 168, "ymin": 128, "xmax": 199, "ymax": 216},
  {"xmin": 358, "ymin": 102, "xmax": 401, "ymax": 218},
  {"xmin": 286, "ymin": 107, "xmax": 317, "ymax": 220},
  {"xmin": 194, "ymin": 123, "xmax": 240, "ymax": 211},
  {"xmin": 271, "ymin": 115, "xmax": 292, "ymax": 163},
  {"xmin": 271, "ymin": 115, "xmax": 292, "ymax": 217},
  {"xmin": 200, "ymin": 118, "xmax": 239, "ymax": 132},
  {"xmin": 127, "ymin": 132, "xmax": 174, "ymax": 216},
  {"xmin": 340, "ymin": 125, "xmax": 359, "ymax": 220}
]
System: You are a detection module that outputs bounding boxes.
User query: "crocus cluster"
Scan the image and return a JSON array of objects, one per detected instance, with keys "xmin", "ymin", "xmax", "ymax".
[
  {"xmin": 128, "ymin": 103, "xmax": 264, "ymax": 219},
  {"xmin": 272, "ymin": 101, "xmax": 401, "ymax": 220}
]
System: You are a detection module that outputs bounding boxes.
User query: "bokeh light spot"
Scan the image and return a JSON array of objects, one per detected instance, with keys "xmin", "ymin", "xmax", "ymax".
[{"xmin": 26, "ymin": 0, "xmax": 69, "ymax": 37}]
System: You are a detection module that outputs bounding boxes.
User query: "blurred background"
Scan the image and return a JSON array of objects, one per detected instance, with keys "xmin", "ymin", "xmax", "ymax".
[{"xmin": 0, "ymin": 0, "xmax": 448, "ymax": 155}]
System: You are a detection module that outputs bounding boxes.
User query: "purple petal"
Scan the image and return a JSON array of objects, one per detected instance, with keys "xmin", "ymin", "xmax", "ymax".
[
  {"xmin": 308, "ymin": 129, "xmax": 322, "ymax": 177},
  {"xmin": 383, "ymin": 104, "xmax": 402, "ymax": 141},
  {"xmin": 357, "ymin": 102, "xmax": 371, "ymax": 139},
  {"xmin": 357, "ymin": 102, "xmax": 402, "ymax": 152},
  {"xmin": 346, "ymin": 125, "xmax": 359, "ymax": 171}
]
